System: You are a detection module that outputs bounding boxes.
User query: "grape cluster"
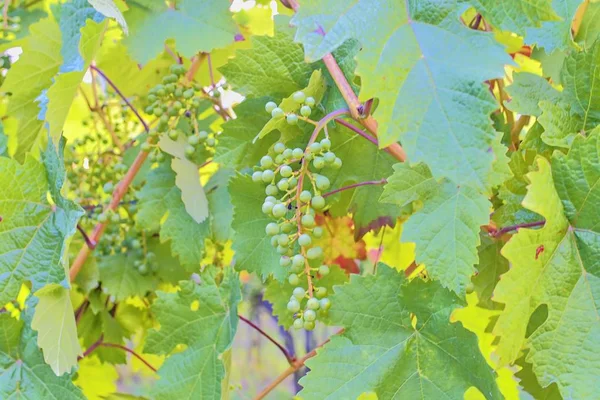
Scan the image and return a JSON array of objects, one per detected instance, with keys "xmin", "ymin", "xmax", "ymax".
[
  {"xmin": 1, "ymin": 15, "xmax": 21, "ymax": 35},
  {"xmin": 253, "ymin": 92, "xmax": 343, "ymax": 330},
  {"xmin": 144, "ymin": 64, "xmax": 217, "ymax": 162}
]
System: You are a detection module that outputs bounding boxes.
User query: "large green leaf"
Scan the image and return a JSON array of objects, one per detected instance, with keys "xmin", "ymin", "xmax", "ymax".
[
  {"xmin": 291, "ymin": 0, "xmax": 511, "ymax": 191},
  {"xmin": 468, "ymin": 0, "xmax": 560, "ymax": 36},
  {"xmin": 98, "ymin": 254, "xmax": 158, "ymax": 301},
  {"xmin": 493, "ymin": 138, "xmax": 600, "ymax": 398},
  {"xmin": 146, "ymin": 270, "xmax": 240, "ymax": 399},
  {"xmin": 575, "ymin": 1, "xmax": 600, "ymax": 50},
  {"xmin": 299, "ymin": 265, "xmax": 501, "ymax": 399},
  {"xmin": 504, "ymin": 72, "xmax": 560, "ymax": 117},
  {"xmin": 0, "ymin": 306, "xmax": 84, "ymax": 399},
  {"xmin": 526, "ymin": 0, "xmax": 583, "ymax": 52},
  {"xmin": 0, "ymin": 140, "xmax": 82, "ymax": 304}
]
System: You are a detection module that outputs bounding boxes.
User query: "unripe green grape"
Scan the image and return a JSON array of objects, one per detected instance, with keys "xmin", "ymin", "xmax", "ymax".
[
  {"xmin": 292, "ymin": 254, "xmax": 305, "ymax": 268},
  {"xmin": 466, "ymin": 282, "xmax": 475, "ymax": 294},
  {"xmin": 153, "ymin": 107, "xmax": 164, "ymax": 117},
  {"xmin": 287, "ymin": 299, "xmax": 300, "ymax": 313},
  {"xmin": 293, "ymin": 287, "xmax": 305, "ymax": 300},
  {"xmin": 275, "ymin": 154, "xmax": 284, "ymax": 164},
  {"xmin": 271, "ymin": 236, "xmax": 279, "ymax": 247},
  {"xmin": 206, "ymin": 137, "xmax": 216, "ymax": 147},
  {"xmin": 333, "ymin": 157, "xmax": 343, "ymax": 169},
  {"xmin": 261, "ymin": 155, "xmax": 274, "ymax": 168},
  {"xmin": 131, "ymin": 239, "xmax": 141, "ymax": 249},
  {"xmin": 306, "ymin": 246, "xmax": 323, "ymax": 260},
  {"xmin": 272, "ymin": 203, "xmax": 287, "ymax": 218},
  {"xmin": 103, "ymin": 182, "xmax": 114, "ymax": 193},
  {"xmin": 309, "ymin": 142, "xmax": 321, "ymax": 154},
  {"xmin": 304, "ymin": 309, "xmax": 316, "ymax": 322},
  {"xmin": 271, "ymin": 107, "xmax": 284, "ymax": 119},
  {"xmin": 156, "ymin": 88, "xmax": 166, "ymax": 97},
  {"xmin": 170, "ymin": 64, "xmax": 183, "ymax": 75},
  {"xmin": 293, "ymin": 91, "xmax": 306, "ymax": 103},
  {"xmin": 277, "ymin": 245, "xmax": 288, "ymax": 254},
  {"xmin": 305, "ymin": 96, "xmax": 316, "ymax": 106},
  {"xmin": 199, "ymin": 131, "xmax": 209, "ymax": 140},
  {"xmin": 280, "ymin": 256, "xmax": 291, "ymax": 267},
  {"xmin": 252, "ymin": 171, "xmax": 263, "ymax": 182},
  {"xmin": 265, "ymin": 101, "xmax": 278, "ymax": 114},
  {"xmin": 318, "ymin": 265, "xmax": 330, "ymax": 276},
  {"xmin": 262, "ymin": 201, "xmax": 274, "ymax": 215},
  {"xmin": 298, "ymin": 234, "xmax": 312, "ymax": 247},
  {"xmin": 320, "ymin": 298, "xmax": 331, "ymax": 310},
  {"xmin": 324, "ymin": 152, "xmax": 336, "ymax": 163},
  {"xmin": 265, "ymin": 196, "xmax": 277, "ymax": 203},
  {"xmin": 300, "ymin": 105, "xmax": 312, "ymax": 117},
  {"xmin": 320, "ymin": 138, "xmax": 331, "ymax": 150},
  {"xmin": 307, "ymin": 297, "xmax": 320, "ymax": 310},
  {"xmin": 299, "ymin": 190, "xmax": 312, "ymax": 203},
  {"xmin": 315, "ymin": 287, "xmax": 328, "ymax": 298},
  {"xmin": 292, "ymin": 148, "xmax": 304, "ymax": 159},
  {"xmin": 147, "ymin": 94, "xmax": 157, "ymax": 103},
  {"xmin": 188, "ymin": 135, "xmax": 200, "ymax": 145},
  {"xmin": 160, "ymin": 115, "xmax": 170, "ymax": 124},
  {"xmin": 184, "ymin": 145, "xmax": 195, "ymax": 158},
  {"xmin": 173, "ymin": 101, "xmax": 183, "ymax": 111},
  {"xmin": 288, "ymin": 273, "xmax": 300, "ymax": 285},
  {"xmin": 97, "ymin": 213, "xmax": 108, "ymax": 223},
  {"xmin": 174, "ymin": 88, "xmax": 183, "ymax": 97},
  {"xmin": 281, "ymin": 222, "xmax": 294, "ymax": 234},
  {"xmin": 277, "ymin": 179, "xmax": 289, "ymax": 191},
  {"xmin": 283, "ymin": 148, "xmax": 293, "ymax": 160},
  {"xmin": 280, "ymin": 165, "xmax": 293, "ymax": 178},
  {"xmin": 265, "ymin": 184, "xmax": 279, "ymax": 196},
  {"xmin": 277, "ymin": 234, "xmax": 290, "ymax": 246},
  {"xmin": 274, "ymin": 142, "xmax": 286, "ymax": 154},
  {"xmin": 138, "ymin": 263, "xmax": 149, "ymax": 275},
  {"xmin": 141, "ymin": 142, "xmax": 151, "ymax": 152},
  {"xmin": 303, "ymin": 320, "xmax": 315, "ymax": 330},
  {"xmin": 168, "ymin": 130, "xmax": 179, "ymax": 140},
  {"xmin": 312, "ymin": 157, "xmax": 325, "ymax": 169},
  {"xmin": 163, "ymin": 74, "xmax": 178, "ymax": 84},
  {"xmin": 311, "ymin": 196, "xmax": 326, "ymax": 210},
  {"xmin": 145, "ymin": 105, "xmax": 154, "ymax": 114},
  {"xmin": 262, "ymin": 169, "xmax": 275, "ymax": 182},
  {"xmin": 265, "ymin": 222, "xmax": 279, "ymax": 236},
  {"xmin": 301, "ymin": 214, "xmax": 316, "ymax": 228},
  {"xmin": 167, "ymin": 107, "xmax": 177, "ymax": 117},
  {"xmin": 293, "ymin": 318, "xmax": 304, "ymax": 329},
  {"xmin": 286, "ymin": 113, "xmax": 298, "ymax": 125},
  {"xmin": 315, "ymin": 175, "xmax": 331, "ymax": 191},
  {"xmin": 183, "ymin": 89, "xmax": 194, "ymax": 99}
]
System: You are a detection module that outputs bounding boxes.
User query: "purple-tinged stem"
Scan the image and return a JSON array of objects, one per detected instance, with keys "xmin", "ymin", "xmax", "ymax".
[
  {"xmin": 322, "ymin": 178, "xmax": 387, "ymax": 198},
  {"xmin": 490, "ymin": 220, "xmax": 545, "ymax": 237}
]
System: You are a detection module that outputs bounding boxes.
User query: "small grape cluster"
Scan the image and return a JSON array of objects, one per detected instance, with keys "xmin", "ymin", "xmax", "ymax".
[
  {"xmin": 1, "ymin": 15, "xmax": 21, "ymax": 35},
  {"xmin": 143, "ymin": 64, "xmax": 217, "ymax": 162},
  {"xmin": 265, "ymin": 90, "xmax": 316, "ymax": 125},
  {"xmin": 253, "ymin": 92, "xmax": 343, "ymax": 330}
]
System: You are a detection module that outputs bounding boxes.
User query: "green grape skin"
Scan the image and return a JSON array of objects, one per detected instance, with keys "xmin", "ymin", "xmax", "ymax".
[
  {"xmin": 288, "ymin": 273, "xmax": 300, "ymax": 285},
  {"xmin": 265, "ymin": 184, "xmax": 279, "ymax": 196},
  {"xmin": 168, "ymin": 130, "xmax": 179, "ymax": 140},
  {"xmin": 288, "ymin": 176, "xmax": 298, "ymax": 187},
  {"xmin": 271, "ymin": 107, "xmax": 284, "ymax": 119},
  {"xmin": 265, "ymin": 101, "xmax": 277, "ymax": 113},
  {"xmin": 293, "ymin": 287, "xmax": 305, "ymax": 300},
  {"xmin": 277, "ymin": 245, "xmax": 288, "ymax": 255},
  {"xmin": 141, "ymin": 142, "xmax": 151, "ymax": 152},
  {"xmin": 293, "ymin": 318, "xmax": 304, "ymax": 329},
  {"xmin": 318, "ymin": 265, "xmax": 330, "ymax": 276},
  {"xmin": 265, "ymin": 222, "xmax": 279, "ymax": 236},
  {"xmin": 265, "ymin": 196, "xmax": 277, "ymax": 203},
  {"xmin": 301, "ymin": 214, "xmax": 316, "ymax": 228},
  {"xmin": 262, "ymin": 201, "xmax": 275, "ymax": 214},
  {"xmin": 280, "ymin": 165, "xmax": 293, "ymax": 178},
  {"xmin": 323, "ymin": 151, "xmax": 336, "ymax": 163},
  {"xmin": 103, "ymin": 182, "xmax": 114, "ymax": 193},
  {"xmin": 309, "ymin": 142, "xmax": 321, "ymax": 153},
  {"xmin": 280, "ymin": 256, "xmax": 291, "ymax": 267},
  {"xmin": 183, "ymin": 89, "xmax": 195, "ymax": 99},
  {"xmin": 286, "ymin": 113, "xmax": 298, "ymax": 125},
  {"xmin": 252, "ymin": 171, "xmax": 263, "ymax": 182},
  {"xmin": 97, "ymin": 213, "xmax": 108, "ymax": 223},
  {"xmin": 307, "ymin": 297, "xmax": 320, "ymax": 310},
  {"xmin": 333, "ymin": 157, "xmax": 343, "ymax": 169},
  {"xmin": 292, "ymin": 148, "xmax": 304, "ymax": 159},
  {"xmin": 319, "ymin": 298, "xmax": 331, "ymax": 310},
  {"xmin": 315, "ymin": 175, "xmax": 331, "ymax": 191},
  {"xmin": 273, "ymin": 142, "xmax": 286, "ymax": 153},
  {"xmin": 199, "ymin": 131, "xmax": 209, "ymax": 140},
  {"xmin": 303, "ymin": 309, "xmax": 316, "ymax": 322},
  {"xmin": 110, "ymin": 213, "xmax": 120, "ymax": 223},
  {"xmin": 184, "ymin": 145, "xmax": 195, "ymax": 158},
  {"xmin": 300, "ymin": 105, "xmax": 312, "ymax": 117},
  {"xmin": 131, "ymin": 239, "xmax": 141, "ymax": 249},
  {"xmin": 277, "ymin": 234, "xmax": 289, "ymax": 246},
  {"xmin": 275, "ymin": 154, "xmax": 285, "ymax": 164},
  {"xmin": 299, "ymin": 190, "xmax": 312, "ymax": 203},
  {"xmin": 312, "ymin": 157, "xmax": 325, "ymax": 169},
  {"xmin": 188, "ymin": 134, "xmax": 200, "ymax": 145},
  {"xmin": 305, "ymin": 96, "xmax": 316, "ymax": 106},
  {"xmin": 311, "ymin": 196, "xmax": 326, "ymax": 210},
  {"xmin": 315, "ymin": 287, "xmax": 328, "ymax": 298},
  {"xmin": 293, "ymin": 91, "xmax": 306, "ymax": 103},
  {"xmin": 283, "ymin": 148, "xmax": 293, "ymax": 160},
  {"xmin": 261, "ymin": 155, "xmax": 274, "ymax": 168},
  {"xmin": 262, "ymin": 169, "xmax": 275, "ymax": 182},
  {"xmin": 206, "ymin": 137, "xmax": 216, "ymax": 147},
  {"xmin": 298, "ymin": 234, "xmax": 312, "ymax": 247},
  {"xmin": 287, "ymin": 300, "xmax": 300, "ymax": 313},
  {"xmin": 277, "ymin": 179, "xmax": 289, "ymax": 191},
  {"xmin": 320, "ymin": 138, "xmax": 331, "ymax": 150},
  {"xmin": 281, "ymin": 222, "xmax": 294, "ymax": 233},
  {"xmin": 272, "ymin": 203, "xmax": 287, "ymax": 218},
  {"xmin": 292, "ymin": 254, "xmax": 305, "ymax": 268},
  {"xmin": 303, "ymin": 320, "xmax": 315, "ymax": 331},
  {"xmin": 138, "ymin": 263, "xmax": 149, "ymax": 275},
  {"xmin": 271, "ymin": 236, "xmax": 279, "ymax": 247},
  {"xmin": 306, "ymin": 246, "xmax": 323, "ymax": 260}
]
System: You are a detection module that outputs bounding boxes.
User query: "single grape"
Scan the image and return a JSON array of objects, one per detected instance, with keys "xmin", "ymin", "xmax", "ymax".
[
  {"xmin": 303, "ymin": 320, "xmax": 315, "ymax": 330},
  {"xmin": 281, "ymin": 222, "xmax": 294, "ymax": 233},
  {"xmin": 311, "ymin": 196, "xmax": 326, "ymax": 210},
  {"xmin": 271, "ymin": 236, "xmax": 279, "ymax": 247},
  {"xmin": 283, "ymin": 148, "xmax": 293, "ymax": 160},
  {"xmin": 141, "ymin": 142, "xmax": 151, "ymax": 152},
  {"xmin": 292, "ymin": 254, "xmax": 305, "ymax": 268},
  {"xmin": 168, "ymin": 130, "xmax": 179, "ymax": 140},
  {"xmin": 277, "ymin": 245, "xmax": 288, "ymax": 254},
  {"xmin": 301, "ymin": 214, "xmax": 316, "ymax": 228},
  {"xmin": 288, "ymin": 176, "xmax": 298, "ymax": 187},
  {"xmin": 293, "ymin": 318, "xmax": 304, "ymax": 329},
  {"xmin": 265, "ymin": 101, "xmax": 277, "ymax": 114},
  {"xmin": 262, "ymin": 169, "xmax": 275, "ymax": 182},
  {"xmin": 299, "ymin": 190, "xmax": 312, "ymax": 203},
  {"xmin": 265, "ymin": 184, "xmax": 279, "ymax": 196},
  {"xmin": 466, "ymin": 282, "xmax": 475, "ymax": 294},
  {"xmin": 277, "ymin": 179, "xmax": 289, "ymax": 191},
  {"xmin": 315, "ymin": 287, "xmax": 328, "ymax": 298},
  {"xmin": 206, "ymin": 137, "xmax": 216, "ymax": 147},
  {"xmin": 272, "ymin": 203, "xmax": 287, "ymax": 218},
  {"xmin": 333, "ymin": 157, "xmax": 343, "ymax": 169},
  {"xmin": 312, "ymin": 157, "xmax": 325, "ymax": 169},
  {"xmin": 265, "ymin": 222, "xmax": 279, "ymax": 236},
  {"xmin": 199, "ymin": 131, "xmax": 209, "ymax": 140},
  {"xmin": 293, "ymin": 287, "xmax": 305, "ymax": 300},
  {"xmin": 103, "ymin": 182, "xmax": 114, "ymax": 194},
  {"xmin": 188, "ymin": 135, "xmax": 200, "ymax": 145},
  {"xmin": 262, "ymin": 201, "xmax": 275, "ymax": 214},
  {"xmin": 265, "ymin": 196, "xmax": 277, "ymax": 203},
  {"xmin": 292, "ymin": 148, "xmax": 304, "ymax": 159},
  {"xmin": 277, "ymin": 234, "xmax": 289, "ymax": 246},
  {"xmin": 274, "ymin": 142, "xmax": 286, "ymax": 154},
  {"xmin": 252, "ymin": 171, "xmax": 263, "ymax": 182},
  {"xmin": 306, "ymin": 246, "xmax": 323, "ymax": 260},
  {"xmin": 287, "ymin": 299, "xmax": 300, "ymax": 313},
  {"xmin": 315, "ymin": 175, "xmax": 331, "ymax": 191},
  {"xmin": 271, "ymin": 107, "xmax": 284, "ymax": 119},
  {"xmin": 131, "ymin": 239, "xmax": 141, "ymax": 249},
  {"xmin": 280, "ymin": 165, "xmax": 293, "ymax": 178},
  {"xmin": 305, "ymin": 96, "xmax": 316, "ymax": 106},
  {"xmin": 275, "ymin": 154, "xmax": 284, "ymax": 164},
  {"xmin": 318, "ymin": 265, "xmax": 330, "ymax": 276},
  {"xmin": 298, "ymin": 234, "xmax": 312, "ymax": 247},
  {"xmin": 288, "ymin": 273, "xmax": 300, "ymax": 285},
  {"xmin": 319, "ymin": 298, "xmax": 331, "ymax": 310},
  {"xmin": 286, "ymin": 113, "xmax": 298, "ymax": 125},
  {"xmin": 183, "ymin": 89, "xmax": 194, "ymax": 99},
  {"xmin": 307, "ymin": 297, "xmax": 320, "ymax": 310},
  {"xmin": 138, "ymin": 263, "xmax": 149, "ymax": 275},
  {"xmin": 300, "ymin": 105, "xmax": 312, "ymax": 117},
  {"xmin": 293, "ymin": 91, "xmax": 306, "ymax": 103},
  {"xmin": 324, "ymin": 151, "xmax": 336, "ymax": 163},
  {"xmin": 184, "ymin": 145, "xmax": 195, "ymax": 158},
  {"xmin": 261, "ymin": 155, "xmax": 274, "ymax": 168},
  {"xmin": 309, "ymin": 142, "xmax": 321, "ymax": 154},
  {"xmin": 280, "ymin": 256, "xmax": 291, "ymax": 267},
  {"xmin": 304, "ymin": 309, "xmax": 316, "ymax": 322},
  {"xmin": 320, "ymin": 138, "xmax": 331, "ymax": 150}
]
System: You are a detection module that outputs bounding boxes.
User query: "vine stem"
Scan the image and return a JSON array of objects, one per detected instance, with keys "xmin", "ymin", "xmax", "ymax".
[
  {"xmin": 76, "ymin": 224, "xmax": 96, "ymax": 249},
  {"xmin": 100, "ymin": 343, "xmax": 157, "ymax": 372},
  {"xmin": 2, "ymin": 0, "xmax": 10, "ymax": 30},
  {"xmin": 90, "ymin": 65, "xmax": 149, "ymax": 133},
  {"xmin": 253, "ymin": 329, "xmax": 342, "ymax": 400},
  {"xmin": 322, "ymin": 178, "xmax": 387, "ymax": 198},
  {"xmin": 239, "ymin": 315, "xmax": 295, "ymax": 364},
  {"xmin": 489, "ymin": 220, "xmax": 545, "ymax": 237}
]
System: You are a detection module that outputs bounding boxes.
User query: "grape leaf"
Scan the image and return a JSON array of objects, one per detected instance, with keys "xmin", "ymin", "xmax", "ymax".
[
  {"xmin": 98, "ymin": 254, "xmax": 158, "ymax": 301},
  {"xmin": 1, "ymin": 18, "xmax": 61, "ymax": 161},
  {"xmin": 379, "ymin": 162, "xmax": 437, "ymax": 207},
  {"xmin": 0, "ymin": 311, "xmax": 84, "ymax": 399},
  {"xmin": 299, "ymin": 265, "xmax": 501, "ymax": 399},
  {"xmin": 219, "ymin": 16, "xmax": 313, "ymax": 99},
  {"xmin": 264, "ymin": 264, "xmax": 348, "ymax": 328},
  {"xmin": 124, "ymin": 0, "xmax": 238, "ymax": 63},
  {"xmin": 229, "ymin": 174, "xmax": 286, "ymax": 281},
  {"xmin": 575, "ymin": 1, "xmax": 600, "ymax": 50},
  {"xmin": 493, "ymin": 141, "xmax": 600, "ymax": 398},
  {"xmin": 468, "ymin": 0, "xmax": 560, "ymax": 36},
  {"xmin": 31, "ymin": 284, "xmax": 82, "ymax": 376},
  {"xmin": 0, "ymin": 139, "xmax": 83, "ymax": 305},
  {"xmin": 0, "ymin": 123, "xmax": 8, "ymax": 157},
  {"xmin": 526, "ymin": 0, "xmax": 583, "ymax": 52},
  {"xmin": 381, "ymin": 163, "xmax": 490, "ymax": 294},
  {"xmin": 146, "ymin": 270, "xmax": 240, "ymax": 399},
  {"xmin": 320, "ymin": 39, "xmax": 361, "ymax": 112},
  {"xmin": 539, "ymin": 41, "xmax": 600, "ymax": 147},
  {"xmin": 205, "ymin": 168, "xmax": 235, "ymax": 243},
  {"xmin": 0, "ymin": 8, "xmax": 47, "ymax": 48},
  {"xmin": 504, "ymin": 72, "xmax": 560, "ymax": 117},
  {"xmin": 472, "ymin": 233, "xmax": 508, "ymax": 308},
  {"xmin": 136, "ymin": 161, "xmax": 210, "ymax": 270},
  {"xmin": 291, "ymin": 0, "xmax": 511, "ymax": 191},
  {"xmin": 88, "ymin": 0, "xmax": 129, "ymax": 34}
]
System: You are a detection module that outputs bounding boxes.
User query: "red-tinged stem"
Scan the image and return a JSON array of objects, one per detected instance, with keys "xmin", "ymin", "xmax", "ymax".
[
  {"xmin": 322, "ymin": 178, "xmax": 387, "ymax": 198},
  {"xmin": 207, "ymin": 53, "xmax": 216, "ymax": 88},
  {"xmin": 76, "ymin": 224, "xmax": 97, "ymax": 249},
  {"xmin": 239, "ymin": 315, "xmax": 295, "ymax": 364},
  {"xmin": 490, "ymin": 220, "xmax": 545, "ymax": 238},
  {"xmin": 100, "ymin": 343, "xmax": 157, "ymax": 372},
  {"xmin": 334, "ymin": 118, "xmax": 378, "ymax": 146},
  {"xmin": 81, "ymin": 335, "xmax": 104, "ymax": 358},
  {"xmin": 90, "ymin": 65, "xmax": 149, "ymax": 133},
  {"xmin": 253, "ymin": 329, "xmax": 343, "ymax": 400}
]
